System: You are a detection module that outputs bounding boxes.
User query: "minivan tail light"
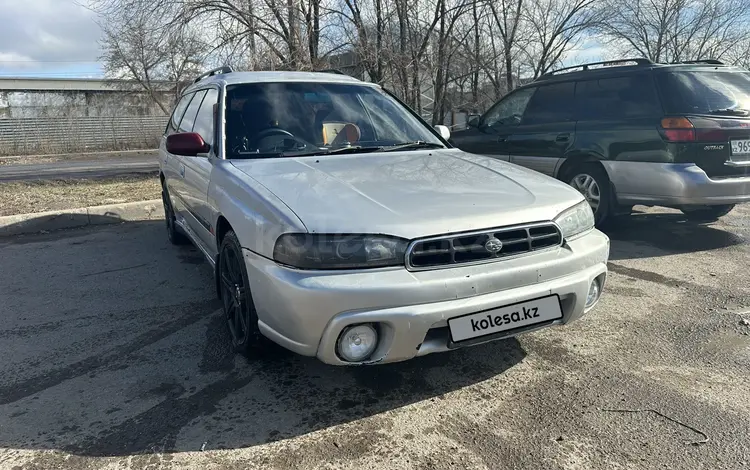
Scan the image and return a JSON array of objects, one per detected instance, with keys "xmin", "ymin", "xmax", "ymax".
[{"xmin": 661, "ymin": 117, "xmax": 695, "ymax": 142}]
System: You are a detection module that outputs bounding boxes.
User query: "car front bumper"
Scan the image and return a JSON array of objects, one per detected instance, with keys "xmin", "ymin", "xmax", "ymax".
[
  {"xmin": 244, "ymin": 229, "xmax": 609, "ymax": 365},
  {"xmin": 604, "ymin": 162, "xmax": 750, "ymax": 207}
]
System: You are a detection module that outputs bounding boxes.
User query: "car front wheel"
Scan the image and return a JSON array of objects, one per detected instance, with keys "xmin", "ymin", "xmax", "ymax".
[
  {"xmin": 218, "ymin": 230, "xmax": 263, "ymax": 356},
  {"xmin": 681, "ymin": 204, "xmax": 735, "ymax": 222},
  {"xmin": 161, "ymin": 183, "xmax": 188, "ymax": 245}
]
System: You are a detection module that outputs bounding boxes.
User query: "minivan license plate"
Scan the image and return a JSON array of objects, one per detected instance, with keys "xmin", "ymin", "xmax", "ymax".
[
  {"xmin": 730, "ymin": 139, "xmax": 750, "ymax": 157},
  {"xmin": 448, "ymin": 295, "xmax": 562, "ymax": 343}
]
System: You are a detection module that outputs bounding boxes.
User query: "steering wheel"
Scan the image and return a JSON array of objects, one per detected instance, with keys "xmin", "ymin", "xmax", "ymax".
[{"xmin": 252, "ymin": 127, "xmax": 310, "ymax": 152}]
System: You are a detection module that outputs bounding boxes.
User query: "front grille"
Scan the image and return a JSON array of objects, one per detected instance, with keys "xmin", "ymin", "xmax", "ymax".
[{"xmin": 407, "ymin": 223, "xmax": 562, "ymax": 270}]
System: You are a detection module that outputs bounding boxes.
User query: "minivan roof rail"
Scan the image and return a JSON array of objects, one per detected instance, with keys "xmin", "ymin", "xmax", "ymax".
[
  {"xmin": 193, "ymin": 66, "xmax": 233, "ymax": 83},
  {"xmin": 542, "ymin": 58, "xmax": 653, "ymax": 77},
  {"xmin": 670, "ymin": 59, "xmax": 724, "ymax": 65}
]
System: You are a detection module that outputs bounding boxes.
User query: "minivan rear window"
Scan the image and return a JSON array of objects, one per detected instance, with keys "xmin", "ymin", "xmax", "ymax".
[{"xmin": 656, "ymin": 70, "xmax": 750, "ymax": 115}]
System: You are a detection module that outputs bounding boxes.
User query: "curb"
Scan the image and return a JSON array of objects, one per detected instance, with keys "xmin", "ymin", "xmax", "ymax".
[{"xmin": 0, "ymin": 199, "xmax": 164, "ymax": 236}]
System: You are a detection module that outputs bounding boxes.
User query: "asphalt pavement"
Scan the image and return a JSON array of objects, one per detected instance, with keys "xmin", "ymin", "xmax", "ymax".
[
  {"xmin": 0, "ymin": 153, "xmax": 159, "ymax": 181},
  {"xmin": 0, "ymin": 206, "xmax": 749, "ymax": 469}
]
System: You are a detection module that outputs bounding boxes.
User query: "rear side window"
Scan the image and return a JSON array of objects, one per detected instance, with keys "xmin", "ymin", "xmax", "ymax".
[
  {"xmin": 167, "ymin": 93, "xmax": 194, "ymax": 134},
  {"xmin": 576, "ymin": 75, "xmax": 661, "ymax": 120},
  {"xmin": 656, "ymin": 70, "xmax": 750, "ymax": 114},
  {"xmin": 522, "ymin": 82, "xmax": 575, "ymax": 125},
  {"xmin": 192, "ymin": 89, "xmax": 219, "ymax": 146},
  {"xmin": 179, "ymin": 90, "xmax": 207, "ymax": 133}
]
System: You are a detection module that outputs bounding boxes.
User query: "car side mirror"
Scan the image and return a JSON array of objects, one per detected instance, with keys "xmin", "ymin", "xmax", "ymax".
[
  {"xmin": 467, "ymin": 115, "xmax": 480, "ymax": 128},
  {"xmin": 167, "ymin": 132, "xmax": 210, "ymax": 156},
  {"xmin": 434, "ymin": 124, "xmax": 451, "ymax": 140}
]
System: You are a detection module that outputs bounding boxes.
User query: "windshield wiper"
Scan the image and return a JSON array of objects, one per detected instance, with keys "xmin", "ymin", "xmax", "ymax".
[
  {"xmin": 708, "ymin": 108, "xmax": 750, "ymax": 116},
  {"xmin": 379, "ymin": 141, "xmax": 445, "ymax": 152}
]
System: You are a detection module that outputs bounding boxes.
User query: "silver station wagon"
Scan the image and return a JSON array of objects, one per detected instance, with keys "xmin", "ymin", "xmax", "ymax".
[{"xmin": 159, "ymin": 67, "xmax": 610, "ymax": 365}]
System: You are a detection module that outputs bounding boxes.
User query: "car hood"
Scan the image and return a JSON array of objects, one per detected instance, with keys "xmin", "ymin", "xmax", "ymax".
[{"xmin": 230, "ymin": 149, "xmax": 583, "ymax": 239}]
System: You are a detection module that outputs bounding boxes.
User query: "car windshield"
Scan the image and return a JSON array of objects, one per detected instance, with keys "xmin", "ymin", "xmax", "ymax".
[
  {"xmin": 224, "ymin": 82, "xmax": 444, "ymax": 158},
  {"xmin": 656, "ymin": 70, "xmax": 750, "ymax": 115}
]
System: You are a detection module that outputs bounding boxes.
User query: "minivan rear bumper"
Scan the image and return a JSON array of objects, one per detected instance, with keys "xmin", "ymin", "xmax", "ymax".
[{"xmin": 603, "ymin": 162, "xmax": 750, "ymax": 207}]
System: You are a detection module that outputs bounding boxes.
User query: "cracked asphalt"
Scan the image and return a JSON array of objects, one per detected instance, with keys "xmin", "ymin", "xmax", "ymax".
[{"xmin": 1, "ymin": 205, "xmax": 749, "ymax": 469}]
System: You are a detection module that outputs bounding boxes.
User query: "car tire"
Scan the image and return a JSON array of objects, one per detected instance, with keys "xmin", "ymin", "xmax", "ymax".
[
  {"xmin": 161, "ymin": 183, "xmax": 189, "ymax": 245},
  {"xmin": 563, "ymin": 163, "xmax": 611, "ymax": 226},
  {"xmin": 218, "ymin": 230, "xmax": 264, "ymax": 356},
  {"xmin": 681, "ymin": 204, "xmax": 735, "ymax": 222}
]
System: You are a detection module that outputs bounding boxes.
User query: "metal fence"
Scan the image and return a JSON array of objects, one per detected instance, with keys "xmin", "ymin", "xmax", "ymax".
[{"xmin": 0, "ymin": 115, "xmax": 167, "ymax": 156}]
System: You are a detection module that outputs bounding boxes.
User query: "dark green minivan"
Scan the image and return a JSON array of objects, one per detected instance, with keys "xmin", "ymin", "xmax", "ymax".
[{"xmin": 450, "ymin": 59, "xmax": 750, "ymax": 225}]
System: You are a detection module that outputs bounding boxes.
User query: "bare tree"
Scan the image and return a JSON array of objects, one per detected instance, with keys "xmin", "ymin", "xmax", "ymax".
[
  {"xmin": 521, "ymin": 0, "xmax": 599, "ymax": 78},
  {"xmin": 487, "ymin": 0, "xmax": 524, "ymax": 91},
  {"xmin": 98, "ymin": 8, "xmax": 207, "ymax": 113},
  {"xmin": 597, "ymin": 0, "xmax": 750, "ymax": 63}
]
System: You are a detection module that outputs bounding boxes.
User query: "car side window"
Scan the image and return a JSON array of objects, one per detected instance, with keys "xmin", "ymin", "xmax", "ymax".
[
  {"xmin": 179, "ymin": 90, "xmax": 207, "ymax": 133},
  {"xmin": 167, "ymin": 93, "xmax": 194, "ymax": 134},
  {"xmin": 576, "ymin": 75, "xmax": 661, "ymax": 120},
  {"xmin": 521, "ymin": 82, "xmax": 575, "ymax": 125},
  {"xmin": 192, "ymin": 88, "xmax": 219, "ymax": 147},
  {"xmin": 482, "ymin": 88, "xmax": 534, "ymax": 128}
]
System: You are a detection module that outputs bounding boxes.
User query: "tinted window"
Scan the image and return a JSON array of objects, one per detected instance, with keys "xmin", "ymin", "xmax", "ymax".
[
  {"xmin": 168, "ymin": 93, "xmax": 193, "ymax": 133},
  {"xmin": 224, "ymin": 82, "xmax": 442, "ymax": 159},
  {"xmin": 522, "ymin": 82, "xmax": 575, "ymax": 125},
  {"xmin": 179, "ymin": 90, "xmax": 207, "ymax": 133},
  {"xmin": 656, "ymin": 70, "xmax": 750, "ymax": 115},
  {"xmin": 576, "ymin": 75, "xmax": 660, "ymax": 120},
  {"xmin": 192, "ymin": 89, "xmax": 218, "ymax": 146},
  {"xmin": 482, "ymin": 88, "xmax": 534, "ymax": 128}
]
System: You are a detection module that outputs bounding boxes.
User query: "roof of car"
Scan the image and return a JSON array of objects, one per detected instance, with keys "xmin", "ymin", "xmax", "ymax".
[{"xmin": 185, "ymin": 70, "xmax": 369, "ymax": 93}]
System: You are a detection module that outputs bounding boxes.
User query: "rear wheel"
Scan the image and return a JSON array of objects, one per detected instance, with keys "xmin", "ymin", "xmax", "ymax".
[
  {"xmin": 161, "ymin": 182, "xmax": 188, "ymax": 245},
  {"xmin": 564, "ymin": 164, "xmax": 612, "ymax": 226},
  {"xmin": 218, "ymin": 230, "xmax": 263, "ymax": 356},
  {"xmin": 681, "ymin": 204, "xmax": 735, "ymax": 222}
]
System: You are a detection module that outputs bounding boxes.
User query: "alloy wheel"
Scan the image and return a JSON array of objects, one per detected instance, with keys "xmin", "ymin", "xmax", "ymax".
[
  {"xmin": 220, "ymin": 243, "xmax": 249, "ymax": 345},
  {"xmin": 571, "ymin": 173, "xmax": 600, "ymax": 213}
]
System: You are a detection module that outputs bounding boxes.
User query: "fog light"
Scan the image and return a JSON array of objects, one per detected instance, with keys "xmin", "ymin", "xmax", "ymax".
[
  {"xmin": 337, "ymin": 324, "xmax": 378, "ymax": 362},
  {"xmin": 585, "ymin": 278, "xmax": 601, "ymax": 308}
]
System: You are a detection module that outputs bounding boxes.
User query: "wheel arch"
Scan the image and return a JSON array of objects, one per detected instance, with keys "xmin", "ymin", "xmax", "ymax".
[{"xmin": 555, "ymin": 154, "xmax": 608, "ymax": 181}]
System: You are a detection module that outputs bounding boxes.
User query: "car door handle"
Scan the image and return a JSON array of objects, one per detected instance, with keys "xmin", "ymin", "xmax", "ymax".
[
  {"xmin": 497, "ymin": 136, "xmax": 508, "ymax": 142},
  {"xmin": 179, "ymin": 164, "xmax": 185, "ymax": 178},
  {"xmin": 556, "ymin": 133, "xmax": 570, "ymax": 142}
]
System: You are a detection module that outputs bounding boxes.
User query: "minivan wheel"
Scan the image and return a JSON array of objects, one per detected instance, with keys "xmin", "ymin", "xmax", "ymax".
[
  {"xmin": 681, "ymin": 204, "xmax": 735, "ymax": 222},
  {"xmin": 161, "ymin": 184, "xmax": 188, "ymax": 245},
  {"xmin": 218, "ymin": 230, "xmax": 263, "ymax": 356},
  {"xmin": 566, "ymin": 164, "xmax": 611, "ymax": 225}
]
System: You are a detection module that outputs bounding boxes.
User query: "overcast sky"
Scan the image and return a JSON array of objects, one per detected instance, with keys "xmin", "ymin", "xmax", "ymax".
[{"xmin": 0, "ymin": 0, "xmax": 103, "ymax": 77}]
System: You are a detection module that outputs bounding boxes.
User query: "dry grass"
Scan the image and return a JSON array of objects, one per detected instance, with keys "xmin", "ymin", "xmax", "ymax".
[
  {"xmin": 0, "ymin": 175, "xmax": 161, "ymax": 217},
  {"xmin": 0, "ymin": 150, "xmax": 157, "ymax": 166}
]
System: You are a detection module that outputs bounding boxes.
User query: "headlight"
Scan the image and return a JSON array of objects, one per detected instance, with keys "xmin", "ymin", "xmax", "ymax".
[
  {"xmin": 554, "ymin": 200, "xmax": 595, "ymax": 239},
  {"xmin": 273, "ymin": 233, "xmax": 409, "ymax": 269}
]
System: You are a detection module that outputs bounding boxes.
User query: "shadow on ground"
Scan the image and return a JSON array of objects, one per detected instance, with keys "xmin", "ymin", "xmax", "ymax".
[
  {"xmin": 0, "ymin": 219, "xmax": 527, "ymax": 458},
  {"xmin": 602, "ymin": 209, "xmax": 747, "ymax": 260}
]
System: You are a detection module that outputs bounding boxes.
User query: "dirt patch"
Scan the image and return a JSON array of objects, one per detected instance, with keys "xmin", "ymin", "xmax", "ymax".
[{"xmin": 0, "ymin": 175, "xmax": 160, "ymax": 217}]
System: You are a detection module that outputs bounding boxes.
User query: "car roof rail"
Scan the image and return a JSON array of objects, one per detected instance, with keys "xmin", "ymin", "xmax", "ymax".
[
  {"xmin": 671, "ymin": 59, "xmax": 724, "ymax": 65},
  {"xmin": 193, "ymin": 66, "xmax": 234, "ymax": 84},
  {"xmin": 541, "ymin": 58, "xmax": 654, "ymax": 77}
]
